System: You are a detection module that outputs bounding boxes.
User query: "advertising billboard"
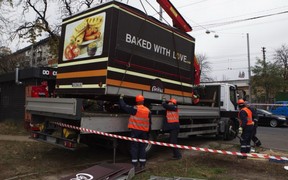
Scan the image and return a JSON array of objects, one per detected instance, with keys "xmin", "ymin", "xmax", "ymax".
[{"xmin": 62, "ymin": 12, "xmax": 106, "ymax": 61}]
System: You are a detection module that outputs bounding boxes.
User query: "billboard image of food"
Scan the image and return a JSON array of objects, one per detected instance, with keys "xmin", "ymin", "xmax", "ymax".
[{"xmin": 63, "ymin": 12, "xmax": 106, "ymax": 61}]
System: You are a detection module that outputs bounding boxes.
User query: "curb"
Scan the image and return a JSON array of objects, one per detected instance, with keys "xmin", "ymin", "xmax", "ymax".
[{"xmin": 0, "ymin": 135, "xmax": 35, "ymax": 142}]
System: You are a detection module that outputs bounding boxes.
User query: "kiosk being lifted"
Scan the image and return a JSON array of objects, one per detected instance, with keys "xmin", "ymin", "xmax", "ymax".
[{"xmin": 26, "ymin": 1, "xmax": 239, "ymax": 152}]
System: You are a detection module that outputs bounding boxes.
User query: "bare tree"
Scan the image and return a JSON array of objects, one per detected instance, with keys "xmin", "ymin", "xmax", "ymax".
[
  {"xmin": 60, "ymin": 0, "xmax": 103, "ymax": 17},
  {"xmin": 196, "ymin": 53, "xmax": 213, "ymax": 82},
  {"xmin": 82, "ymin": 0, "xmax": 94, "ymax": 8},
  {"xmin": 0, "ymin": 46, "xmax": 11, "ymax": 57},
  {"xmin": 274, "ymin": 44, "xmax": 288, "ymax": 80},
  {"xmin": 61, "ymin": 0, "xmax": 73, "ymax": 16},
  {"xmin": 0, "ymin": 0, "xmax": 13, "ymax": 45},
  {"xmin": 0, "ymin": 52, "xmax": 28, "ymax": 74},
  {"xmin": 0, "ymin": 0, "xmax": 13, "ymax": 6},
  {"xmin": 2, "ymin": 0, "xmax": 104, "ymax": 54},
  {"xmin": 3, "ymin": 0, "xmax": 61, "ymax": 57},
  {"xmin": 1, "ymin": 0, "xmax": 109, "ymax": 52}
]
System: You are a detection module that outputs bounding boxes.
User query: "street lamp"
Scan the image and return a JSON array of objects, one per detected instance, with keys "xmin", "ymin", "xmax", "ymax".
[
  {"xmin": 208, "ymin": 31, "xmax": 251, "ymax": 101},
  {"xmin": 205, "ymin": 30, "xmax": 219, "ymax": 38}
]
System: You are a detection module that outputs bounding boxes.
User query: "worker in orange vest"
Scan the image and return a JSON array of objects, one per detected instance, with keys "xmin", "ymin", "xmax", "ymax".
[
  {"xmin": 119, "ymin": 94, "xmax": 151, "ymax": 169},
  {"xmin": 237, "ymin": 99, "xmax": 254, "ymax": 158},
  {"xmin": 245, "ymin": 101, "xmax": 262, "ymax": 148},
  {"xmin": 162, "ymin": 97, "xmax": 182, "ymax": 160}
]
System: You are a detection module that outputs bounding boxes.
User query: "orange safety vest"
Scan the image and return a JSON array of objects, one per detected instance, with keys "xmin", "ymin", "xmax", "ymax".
[
  {"xmin": 166, "ymin": 109, "xmax": 179, "ymax": 123},
  {"xmin": 128, "ymin": 105, "xmax": 150, "ymax": 132},
  {"xmin": 238, "ymin": 107, "xmax": 254, "ymax": 126}
]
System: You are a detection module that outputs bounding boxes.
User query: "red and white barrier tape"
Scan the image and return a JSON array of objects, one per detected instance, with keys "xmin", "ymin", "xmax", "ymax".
[
  {"xmin": 251, "ymin": 103, "xmax": 287, "ymax": 107},
  {"xmin": 52, "ymin": 122, "xmax": 288, "ymax": 161}
]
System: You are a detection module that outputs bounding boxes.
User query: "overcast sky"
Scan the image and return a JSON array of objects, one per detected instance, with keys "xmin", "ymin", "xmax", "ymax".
[
  {"xmin": 125, "ymin": 0, "xmax": 288, "ymax": 81},
  {"xmin": 4, "ymin": 0, "xmax": 288, "ymax": 81}
]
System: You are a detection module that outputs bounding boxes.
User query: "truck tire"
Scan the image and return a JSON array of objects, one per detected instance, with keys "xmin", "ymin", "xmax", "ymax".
[{"xmin": 223, "ymin": 118, "xmax": 238, "ymax": 141}]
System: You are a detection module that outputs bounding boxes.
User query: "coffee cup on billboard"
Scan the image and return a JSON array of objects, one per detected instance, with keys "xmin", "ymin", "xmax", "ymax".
[{"xmin": 87, "ymin": 41, "xmax": 97, "ymax": 56}]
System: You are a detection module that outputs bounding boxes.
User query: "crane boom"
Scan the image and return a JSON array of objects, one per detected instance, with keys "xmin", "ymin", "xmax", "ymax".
[{"xmin": 156, "ymin": 0, "xmax": 192, "ymax": 32}]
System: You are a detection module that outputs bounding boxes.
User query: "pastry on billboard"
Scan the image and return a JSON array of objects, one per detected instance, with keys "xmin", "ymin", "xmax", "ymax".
[
  {"xmin": 69, "ymin": 35, "xmax": 76, "ymax": 44},
  {"xmin": 86, "ymin": 16, "xmax": 103, "ymax": 28},
  {"xmin": 75, "ymin": 32, "xmax": 85, "ymax": 44},
  {"xmin": 73, "ymin": 20, "xmax": 88, "ymax": 37}
]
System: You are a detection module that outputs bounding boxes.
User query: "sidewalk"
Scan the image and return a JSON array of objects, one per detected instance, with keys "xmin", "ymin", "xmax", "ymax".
[{"xmin": 0, "ymin": 134, "xmax": 35, "ymax": 142}]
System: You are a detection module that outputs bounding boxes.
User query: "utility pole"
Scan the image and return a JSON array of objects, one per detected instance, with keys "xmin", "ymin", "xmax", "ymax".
[
  {"xmin": 262, "ymin": 47, "xmax": 266, "ymax": 71},
  {"xmin": 262, "ymin": 47, "xmax": 268, "ymax": 102},
  {"xmin": 247, "ymin": 33, "xmax": 252, "ymax": 102}
]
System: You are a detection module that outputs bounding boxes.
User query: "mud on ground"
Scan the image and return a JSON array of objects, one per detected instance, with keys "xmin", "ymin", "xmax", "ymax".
[
  {"xmin": 1, "ymin": 135, "xmax": 288, "ymax": 180},
  {"xmin": 140, "ymin": 139, "xmax": 288, "ymax": 180}
]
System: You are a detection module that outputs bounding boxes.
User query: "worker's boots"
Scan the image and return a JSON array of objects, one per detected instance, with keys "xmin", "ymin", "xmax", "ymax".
[
  {"xmin": 132, "ymin": 162, "xmax": 138, "ymax": 168},
  {"xmin": 255, "ymin": 141, "xmax": 262, "ymax": 147},
  {"xmin": 139, "ymin": 163, "xmax": 145, "ymax": 169}
]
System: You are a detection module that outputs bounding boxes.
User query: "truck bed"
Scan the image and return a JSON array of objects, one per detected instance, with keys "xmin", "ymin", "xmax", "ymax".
[{"xmin": 26, "ymin": 97, "xmax": 220, "ymax": 135}]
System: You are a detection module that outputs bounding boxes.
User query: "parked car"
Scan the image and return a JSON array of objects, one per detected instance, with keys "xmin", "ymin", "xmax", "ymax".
[
  {"xmin": 270, "ymin": 101, "xmax": 288, "ymax": 118},
  {"xmin": 256, "ymin": 108, "xmax": 287, "ymax": 127}
]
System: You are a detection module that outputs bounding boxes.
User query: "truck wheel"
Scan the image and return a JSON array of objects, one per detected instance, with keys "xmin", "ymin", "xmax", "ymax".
[
  {"xmin": 269, "ymin": 119, "xmax": 278, "ymax": 127},
  {"xmin": 223, "ymin": 118, "xmax": 238, "ymax": 141}
]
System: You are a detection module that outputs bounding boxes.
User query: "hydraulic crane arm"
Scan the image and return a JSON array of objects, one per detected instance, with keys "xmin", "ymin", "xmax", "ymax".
[
  {"xmin": 194, "ymin": 55, "xmax": 200, "ymax": 85},
  {"xmin": 156, "ymin": 0, "xmax": 192, "ymax": 32}
]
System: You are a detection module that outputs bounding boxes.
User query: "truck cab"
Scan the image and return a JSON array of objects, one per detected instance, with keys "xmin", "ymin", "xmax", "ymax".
[{"xmin": 200, "ymin": 83, "xmax": 238, "ymax": 111}]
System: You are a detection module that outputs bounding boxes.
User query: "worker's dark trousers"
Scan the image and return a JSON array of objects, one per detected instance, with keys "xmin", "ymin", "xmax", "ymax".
[
  {"xmin": 240, "ymin": 125, "xmax": 253, "ymax": 153},
  {"xmin": 130, "ymin": 129, "xmax": 148, "ymax": 167},
  {"xmin": 251, "ymin": 125, "xmax": 261, "ymax": 147},
  {"xmin": 169, "ymin": 128, "xmax": 181, "ymax": 158}
]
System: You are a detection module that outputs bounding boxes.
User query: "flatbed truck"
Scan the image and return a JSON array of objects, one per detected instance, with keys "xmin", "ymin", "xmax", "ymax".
[{"xmin": 25, "ymin": 1, "xmax": 239, "ymax": 153}]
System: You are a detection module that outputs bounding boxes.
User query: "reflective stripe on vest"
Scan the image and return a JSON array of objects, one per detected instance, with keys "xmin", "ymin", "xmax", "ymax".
[
  {"xmin": 238, "ymin": 107, "xmax": 254, "ymax": 126},
  {"xmin": 128, "ymin": 105, "xmax": 150, "ymax": 132},
  {"xmin": 166, "ymin": 109, "xmax": 179, "ymax": 123}
]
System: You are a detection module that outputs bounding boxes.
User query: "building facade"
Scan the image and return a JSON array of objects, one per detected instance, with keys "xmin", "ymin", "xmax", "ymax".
[{"xmin": 0, "ymin": 67, "xmax": 56, "ymax": 122}]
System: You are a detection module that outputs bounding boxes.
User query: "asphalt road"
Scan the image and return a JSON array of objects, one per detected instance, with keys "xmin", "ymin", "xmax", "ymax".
[
  {"xmin": 228, "ymin": 125, "xmax": 288, "ymax": 151},
  {"xmin": 0, "ymin": 125, "xmax": 287, "ymax": 153},
  {"xmin": 256, "ymin": 125, "xmax": 288, "ymax": 151}
]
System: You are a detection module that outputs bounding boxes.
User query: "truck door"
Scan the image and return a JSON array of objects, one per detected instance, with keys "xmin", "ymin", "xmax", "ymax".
[
  {"xmin": 227, "ymin": 85, "xmax": 237, "ymax": 111},
  {"xmin": 220, "ymin": 84, "xmax": 237, "ymax": 111}
]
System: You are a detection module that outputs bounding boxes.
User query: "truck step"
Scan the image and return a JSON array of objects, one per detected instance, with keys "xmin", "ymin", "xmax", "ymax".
[{"xmin": 31, "ymin": 131, "xmax": 77, "ymax": 150}]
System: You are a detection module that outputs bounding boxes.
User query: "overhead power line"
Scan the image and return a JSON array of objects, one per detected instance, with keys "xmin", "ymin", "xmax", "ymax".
[
  {"xmin": 194, "ymin": 5, "xmax": 288, "ymax": 25},
  {"xmin": 193, "ymin": 10, "xmax": 288, "ymax": 30},
  {"xmin": 177, "ymin": 0, "xmax": 210, "ymax": 9}
]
